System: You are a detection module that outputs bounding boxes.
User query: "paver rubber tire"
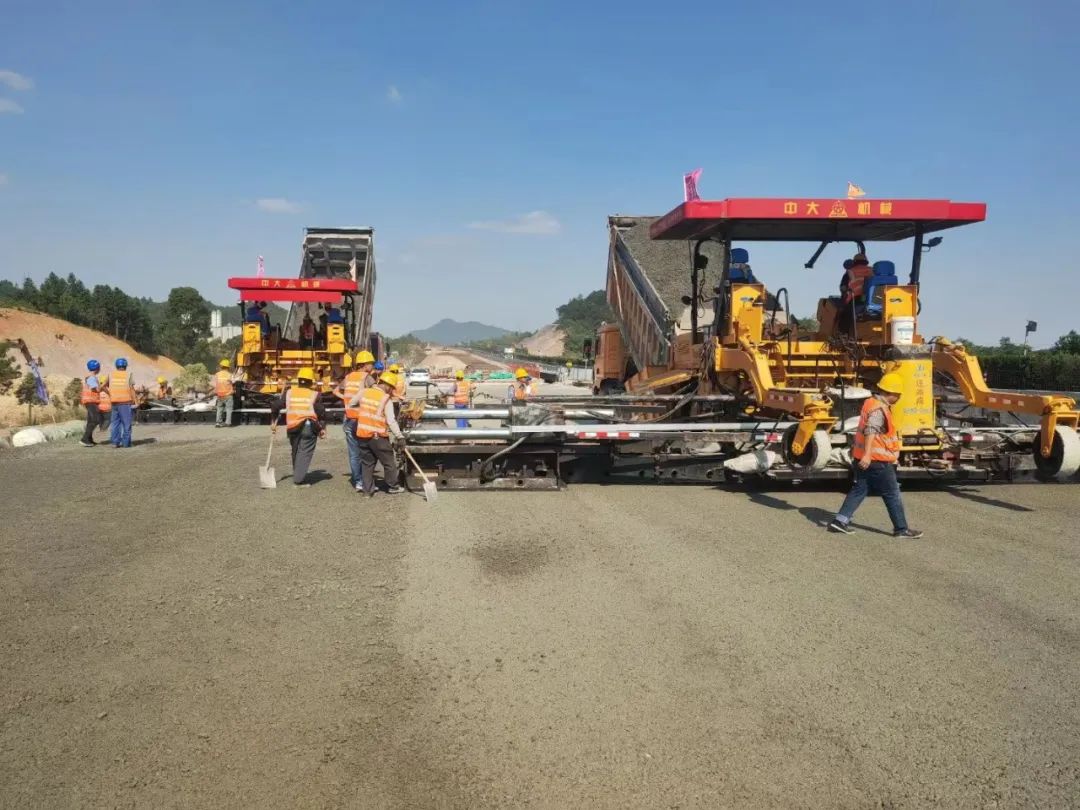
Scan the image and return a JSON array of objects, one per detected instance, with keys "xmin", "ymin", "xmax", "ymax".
[
  {"xmin": 1033, "ymin": 426, "xmax": 1080, "ymax": 482},
  {"xmin": 781, "ymin": 426, "xmax": 831, "ymax": 472}
]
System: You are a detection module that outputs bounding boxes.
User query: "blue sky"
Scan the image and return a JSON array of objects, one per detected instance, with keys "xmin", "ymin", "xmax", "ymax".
[{"xmin": 1, "ymin": 0, "xmax": 1078, "ymax": 344}]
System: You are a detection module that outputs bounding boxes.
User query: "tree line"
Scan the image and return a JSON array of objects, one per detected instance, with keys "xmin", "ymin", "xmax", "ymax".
[
  {"xmin": 955, "ymin": 332, "xmax": 1080, "ymax": 390},
  {"xmin": 0, "ymin": 273, "xmax": 241, "ymax": 367}
]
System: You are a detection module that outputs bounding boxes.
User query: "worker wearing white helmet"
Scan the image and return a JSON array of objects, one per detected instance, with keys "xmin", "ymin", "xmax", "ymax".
[{"xmin": 829, "ymin": 372, "xmax": 923, "ymax": 539}]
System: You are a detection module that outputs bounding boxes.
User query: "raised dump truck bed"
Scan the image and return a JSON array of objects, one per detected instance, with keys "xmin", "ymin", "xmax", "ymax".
[
  {"xmin": 284, "ymin": 227, "xmax": 376, "ymax": 349},
  {"xmin": 606, "ymin": 216, "xmax": 723, "ymax": 379}
]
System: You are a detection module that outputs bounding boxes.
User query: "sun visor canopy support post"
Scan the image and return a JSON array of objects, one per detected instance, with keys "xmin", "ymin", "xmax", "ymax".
[{"xmin": 910, "ymin": 224, "xmax": 924, "ymax": 286}]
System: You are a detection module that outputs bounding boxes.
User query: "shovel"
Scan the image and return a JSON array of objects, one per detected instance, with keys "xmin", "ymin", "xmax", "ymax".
[
  {"xmin": 259, "ymin": 431, "xmax": 277, "ymax": 489},
  {"xmin": 402, "ymin": 445, "xmax": 438, "ymax": 503}
]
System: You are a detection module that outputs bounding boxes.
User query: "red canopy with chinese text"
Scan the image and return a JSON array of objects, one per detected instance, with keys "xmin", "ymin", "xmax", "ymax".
[{"xmin": 227, "ymin": 277, "xmax": 358, "ymax": 304}]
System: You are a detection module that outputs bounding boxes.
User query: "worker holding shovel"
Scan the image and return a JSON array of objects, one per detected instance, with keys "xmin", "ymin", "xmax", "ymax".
[
  {"xmin": 270, "ymin": 367, "xmax": 327, "ymax": 487},
  {"xmin": 349, "ymin": 370, "xmax": 405, "ymax": 496}
]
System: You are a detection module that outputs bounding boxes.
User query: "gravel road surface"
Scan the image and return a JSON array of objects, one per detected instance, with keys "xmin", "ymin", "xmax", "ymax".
[{"xmin": 1, "ymin": 425, "xmax": 1077, "ymax": 808}]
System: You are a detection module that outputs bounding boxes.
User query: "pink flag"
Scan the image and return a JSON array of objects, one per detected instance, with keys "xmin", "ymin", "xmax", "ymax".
[
  {"xmin": 257, "ymin": 255, "xmax": 265, "ymax": 278},
  {"xmin": 683, "ymin": 168, "xmax": 702, "ymax": 202}
]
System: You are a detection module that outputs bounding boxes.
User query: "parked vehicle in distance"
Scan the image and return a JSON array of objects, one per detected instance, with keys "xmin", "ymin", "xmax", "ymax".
[{"xmin": 407, "ymin": 368, "xmax": 432, "ymax": 386}]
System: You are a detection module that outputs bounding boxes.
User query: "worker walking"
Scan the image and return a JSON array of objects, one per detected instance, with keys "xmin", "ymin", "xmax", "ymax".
[
  {"xmin": 828, "ymin": 373, "xmax": 923, "ymax": 538},
  {"xmin": 107, "ymin": 358, "xmax": 135, "ymax": 448},
  {"xmin": 214, "ymin": 359, "xmax": 236, "ymax": 428},
  {"xmin": 79, "ymin": 359, "xmax": 103, "ymax": 447},
  {"xmin": 507, "ymin": 368, "xmax": 535, "ymax": 403},
  {"xmin": 452, "ymin": 369, "xmax": 472, "ymax": 427},
  {"xmin": 271, "ymin": 367, "xmax": 327, "ymax": 487},
  {"xmin": 335, "ymin": 351, "xmax": 375, "ymax": 488},
  {"xmin": 350, "ymin": 371, "xmax": 405, "ymax": 496}
]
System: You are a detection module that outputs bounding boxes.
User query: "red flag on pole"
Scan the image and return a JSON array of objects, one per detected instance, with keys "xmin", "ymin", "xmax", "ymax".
[{"xmin": 683, "ymin": 169, "xmax": 702, "ymax": 202}]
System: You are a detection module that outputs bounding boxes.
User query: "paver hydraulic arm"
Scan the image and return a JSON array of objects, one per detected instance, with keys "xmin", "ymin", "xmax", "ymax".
[{"xmin": 932, "ymin": 340, "xmax": 1080, "ymax": 471}]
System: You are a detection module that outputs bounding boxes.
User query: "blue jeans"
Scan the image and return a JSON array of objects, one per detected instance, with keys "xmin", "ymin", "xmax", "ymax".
[
  {"xmin": 835, "ymin": 461, "xmax": 908, "ymax": 531},
  {"xmin": 110, "ymin": 403, "xmax": 133, "ymax": 447},
  {"xmin": 454, "ymin": 402, "xmax": 469, "ymax": 428},
  {"xmin": 343, "ymin": 419, "xmax": 362, "ymax": 486}
]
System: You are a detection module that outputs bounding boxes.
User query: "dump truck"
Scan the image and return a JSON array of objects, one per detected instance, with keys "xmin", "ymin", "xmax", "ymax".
[
  {"xmin": 400, "ymin": 197, "xmax": 1078, "ymax": 489},
  {"xmin": 229, "ymin": 226, "xmax": 377, "ymax": 407}
]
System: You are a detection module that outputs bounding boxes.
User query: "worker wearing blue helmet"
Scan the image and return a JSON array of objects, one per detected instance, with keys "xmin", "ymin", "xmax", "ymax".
[
  {"xmin": 79, "ymin": 359, "xmax": 104, "ymax": 447},
  {"xmin": 108, "ymin": 357, "xmax": 135, "ymax": 448}
]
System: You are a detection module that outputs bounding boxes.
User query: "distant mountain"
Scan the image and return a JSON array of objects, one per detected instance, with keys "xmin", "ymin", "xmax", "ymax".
[{"xmin": 409, "ymin": 319, "xmax": 512, "ymax": 345}]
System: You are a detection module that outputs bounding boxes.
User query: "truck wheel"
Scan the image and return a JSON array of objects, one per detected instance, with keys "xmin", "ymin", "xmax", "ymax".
[
  {"xmin": 1033, "ymin": 426, "xmax": 1080, "ymax": 481},
  {"xmin": 598, "ymin": 380, "xmax": 624, "ymax": 396},
  {"xmin": 782, "ymin": 425, "xmax": 831, "ymax": 472}
]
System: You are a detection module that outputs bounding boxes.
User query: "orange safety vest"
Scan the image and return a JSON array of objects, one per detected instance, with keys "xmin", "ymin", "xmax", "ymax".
[
  {"xmin": 512, "ymin": 381, "xmax": 533, "ymax": 401},
  {"xmin": 453, "ymin": 380, "xmax": 471, "ymax": 406},
  {"xmin": 98, "ymin": 388, "xmax": 112, "ymax": 413},
  {"xmin": 81, "ymin": 375, "xmax": 100, "ymax": 405},
  {"xmin": 852, "ymin": 397, "xmax": 901, "ymax": 464},
  {"xmin": 214, "ymin": 370, "xmax": 234, "ymax": 398},
  {"xmin": 355, "ymin": 388, "xmax": 391, "ymax": 439},
  {"xmin": 157, "ymin": 385, "xmax": 170, "ymax": 399},
  {"xmin": 108, "ymin": 370, "xmax": 132, "ymax": 404},
  {"xmin": 392, "ymin": 375, "xmax": 407, "ymax": 401},
  {"xmin": 340, "ymin": 370, "xmax": 369, "ymax": 419},
  {"xmin": 843, "ymin": 264, "xmax": 874, "ymax": 302},
  {"xmin": 285, "ymin": 386, "xmax": 318, "ymax": 430}
]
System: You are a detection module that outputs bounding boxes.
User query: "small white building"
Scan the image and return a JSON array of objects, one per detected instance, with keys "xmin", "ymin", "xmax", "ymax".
[{"xmin": 210, "ymin": 310, "xmax": 242, "ymax": 342}]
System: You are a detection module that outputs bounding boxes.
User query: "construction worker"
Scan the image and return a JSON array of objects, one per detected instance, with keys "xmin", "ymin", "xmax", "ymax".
[
  {"xmin": 389, "ymin": 363, "xmax": 407, "ymax": 403},
  {"xmin": 507, "ymin": 368, "xmax": 535, "ymax": 403},
  {"xmin": 838, "ymin": 253, "xmax": 873, "ymax": 336},
  {"xmin": 452, "ymin": 369, "xmax": 472, "ymax": 427},
  {"xmin": 335, "ymin": 351, "xmax": 376, "ymax": 488},
  {"xmin": 155, "ymin": 376, "xmax": 172, "ymax": 399},
  {"xmin": 107, "ymin": 358, "xmax": 135, "ymax": 448},
  {"xmin": 79, "ymin": 359, "xmax": 103, "ymax": 447},
  {"xmin": 270, "ymin": 367, "xmax": 327, "ymax": 487},
  {"xmin": 350, "ymin": 370, "xmax": 405, "ymax": 496},
  {"xmin": 828, "ymin": 373, "xmax": 923, "ymax": 539},
  {"xmin": 213, "ymin": 359, "xmax": 235, "ymax": 428}
]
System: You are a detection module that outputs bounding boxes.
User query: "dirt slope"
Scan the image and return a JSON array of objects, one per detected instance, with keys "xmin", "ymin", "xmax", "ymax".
[
  {"xmin": 518, "ymin": 323, "xmax": 565, "ymax": 357},
  {"xmin": 0, "ymin": 308, "xmax": 184, "ymax": 427}
]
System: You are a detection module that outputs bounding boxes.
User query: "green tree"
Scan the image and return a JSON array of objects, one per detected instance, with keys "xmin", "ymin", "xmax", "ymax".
[
  {"xmin": 555, "ymin": 290, "xmax": 613, "ymax": 358},
  {"xmin": 173, "ymin": 363, "xmax": 211, "ymax": 394},
  {"xmin": 1053, "ymin": 330, "xmax": 1080, "ymax": 355},
  {"xmin": 158, "ymin": 287, "xmax": 211, "ymax": 363},
  {"xmin": 14, "ymin": 372, "xmax": 45, "ymax": 424},
  {"xmin": 0, "ymin": 340, "xmax": 20, "ymax": 394},
  {"xmin": 63, "ymin": 377, "xmax": 84, "ymax": 409}
]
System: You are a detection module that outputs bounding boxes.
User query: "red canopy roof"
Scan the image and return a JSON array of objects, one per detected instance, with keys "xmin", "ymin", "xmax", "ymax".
[
  {"xmin": 228, "ymin": 277, "xmax": 358, "ymax": 303},
  {"xmin": 650, "ymin": 198, "xmax": 987, "ymax": 242}
]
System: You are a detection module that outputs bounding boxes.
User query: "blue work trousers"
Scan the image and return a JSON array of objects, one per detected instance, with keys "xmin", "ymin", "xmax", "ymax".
[
  {"xmin": 835, "ymin": 461, "xmax": 908, "ymax": 531},
  {"xmin": 454, "ymin": 402, "xmax": 469, "ymax": 428},
  {"xmin": 110, "ymin": 403, "xmax": 133, "ymax": 447},
  {"xmin": 343, "ymin": 418, "xmax": 362, "ymax": 486}
]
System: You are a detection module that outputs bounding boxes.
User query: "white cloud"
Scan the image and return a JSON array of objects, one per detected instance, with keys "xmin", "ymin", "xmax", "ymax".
[
  {"xmin": 0, "ymin": 70, "xmax": 33, "ymax": 91},
  {"xmin": 468, "ymin": 210, "xmax": 561, "ymax": 235},
  {"xmin": 387, "ymin": 84, "xmax": 402, "ymax": 104},
  {"xmin": 0, "ymin": 98, "xmax": 25, "ymax": 115},
  {"xmin": 255, "ymin": 197, "xmax": 303, "ymax": 214}
]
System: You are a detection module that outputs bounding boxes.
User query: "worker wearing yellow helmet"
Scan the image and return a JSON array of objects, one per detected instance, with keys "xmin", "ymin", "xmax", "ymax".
[
  {"xmin": 335, "ymin": 350, "xmax": 377, "ymax": 488},
  {"xmin": 507, "ymin": 367, "xmax": 535, "ymax": 403},
  {"xmin": 452, "ymin": 368, "xmax": 473, "ymax": 427},
  {"xmin": 155, "ymin": 375, "xmax": 172, "ymax": 400},
  {"xmin": 829, "ymin": 372, "xmax": 922, "ymax": 539},
  {"xmin": 213, "ymin": 359, "xmax": 236, "ymax": 428},
  {"xmin": 270, "ymin": 367, "xmax": 327, "ymax": 487},
  {"xmin": 349, "ymin": 370, "xmax": 405, "ymax": 495},
  {"xmin": 388, "ymin": 363, "xmax": 407, "ymax": 403}
]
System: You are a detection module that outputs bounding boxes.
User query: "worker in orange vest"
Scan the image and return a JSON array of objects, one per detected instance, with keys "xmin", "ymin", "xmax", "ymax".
[
  {"xmin": 270, "ymin": 367, "xmax": 327, "ymax": 487},
  {"xmin": 214, "ymin": 359, "xmax": 236, "ymax": 428},
  {"xmin": 349, "ymin": 370, "xmax": 405, "ymax": 496},
  {"xmin": 506, "ymin": 368, "xmax": 535, "ymax": 403},
  {"xmin": 78, "ymin": 359, "xmax": 103, "ymax": 447},
  {"xmin": 389, "ymin": 363, "xmax": 407, "ymax": 402},
  {"xmin": 452, "ymin": 369, "xmax": 472, "ymax": 428},
  {"xmin": 107, "ymin": 357, "xmax": 135, "ymax": 448},
  {"xmin": 335, "ymin": 350, "xmax": 376, "ymax": 487},
  {"xmin": 155, "ymin": 376, "xmax": 172, "ymax": 399},
  {"xmin": 838, "ymin": 253, "xmax": 874, "ymax": 336},
  {"xmin": 829, "ymin": 372, "xmax": 923, "ymax": 539}
]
